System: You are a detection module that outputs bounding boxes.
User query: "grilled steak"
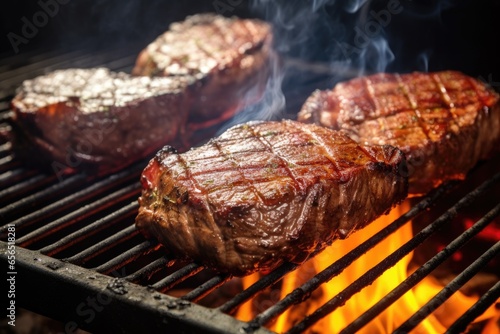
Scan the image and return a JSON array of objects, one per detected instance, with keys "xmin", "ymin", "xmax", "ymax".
[
  {"xmin": 11, "ymin": 14, "xmax": 273, "ymax": 175},
  {"xmin": 132, "ymin": 13, "xmax": 274, "ymax": 126},
  {"xmin": 135, "ymin": 120, "xmax": 408, "ymax": 276},
  {"xmin": 10, "ymin": 68, "xmax": 191, "ymax": 174},
  {"xmin": 298, "ymin": 71, "xmax": 500, "ymax": 195}
]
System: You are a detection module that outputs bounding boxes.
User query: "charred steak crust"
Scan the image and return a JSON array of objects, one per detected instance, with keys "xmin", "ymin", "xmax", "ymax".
[
  {"xmin": 298, "ymin": 71, "xmax": 500, "ymax": 195},
  {"xmin": 132, "ymin": 13, "xmax": 274, "ymax": 124},
  {"xmin": 135, "ymin": 120, "xmax": 408, "ymax": 276},
  {"xmin": 10, "ymin": 68, "xmax": 191, "ymax": 173}
]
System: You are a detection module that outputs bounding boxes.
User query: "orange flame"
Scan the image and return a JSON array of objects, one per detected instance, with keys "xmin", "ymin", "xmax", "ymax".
[{"xmin": 236, "ymin": 201, "xmax": 499, "ymax": 333}]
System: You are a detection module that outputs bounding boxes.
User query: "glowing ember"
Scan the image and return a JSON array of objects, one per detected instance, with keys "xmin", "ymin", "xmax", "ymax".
[{"xmin": 235, "ymin": 201, "xmax": 499, "ymax": 333}]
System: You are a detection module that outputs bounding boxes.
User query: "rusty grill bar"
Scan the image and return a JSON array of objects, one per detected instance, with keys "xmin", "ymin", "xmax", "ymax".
[{"xmin": 0, "ymin": 48, "xmax": 499, "ymax": 334}]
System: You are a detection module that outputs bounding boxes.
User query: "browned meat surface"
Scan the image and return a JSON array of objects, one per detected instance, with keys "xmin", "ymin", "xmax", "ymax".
[
  {"xmin": 132, "ymin": 13, "xmax": 274, "ymax": 125},
  {"xmin": 10, "ymin": 14, "xmax": 274, "ymax": 175},
  {"xmin": 135, "ymin": 120, "xmax": 408, "ymax": 276},
  {"xmin": 11, "ymin": 68, "xmax": 191, "ymax": 174},
  {"xmin": 298, "ymin": 71, "xmax": 500, "ymax": 195}
]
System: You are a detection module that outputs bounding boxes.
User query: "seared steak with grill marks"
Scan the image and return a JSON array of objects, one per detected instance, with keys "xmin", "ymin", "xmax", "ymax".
[
  {"xmin": 135, "ymin": 120, "xmax": 407, "ymax": 276},
  {"xmin": 11, "ymin": 14, "xmax": 274, "ymax": 175},
  {"xmin": 132, "ymin": 13, "xmax": 274, "ymax": 126},
  {"xmin": 298, "ymin": 71, "xmax": 500, "ymax": 195},
  {"xmin": 11, "ymin": 68, "xmax": 191, "ymax": 174}
]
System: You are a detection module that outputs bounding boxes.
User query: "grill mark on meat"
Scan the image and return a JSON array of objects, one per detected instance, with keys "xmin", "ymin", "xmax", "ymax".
[
  {"xmin": 435, "ymin": 73, "xmax": 483, "ymax": 173},
  {"xmin": 298, "ymin": 121, "xmax": 389, "ymax": 234},
  {"xmin": 173, "ymin": 150, "xmax": 224, "ymax": 261},
  {"xmin": 242, "ymin": 20, "xmax": 260, "ymax": 44},
  {"xmin": 132, "ymin": 13, "xmax": 274, "ymax": 123},
  {"xmin": 286, "ymin": 122, "xmax": 357, "ymax": 236},
  {"xmin": 176, "ymin": 152, "xmax": 207, "ymax": 197},
  {"xmin": 396, "ymin": 74, "xmax": 418, "ymax": 110},
  {"xmin": 213, "ymin": 19, "xmax": 266, "ymax": 70},
  {"xmin": 364, "ymin": 76, "xmax": 382, "ymax": 117},
  {"xmin": 298, "ymin": 70, "xmax": 500, "ymax": 195},
  {"xmin": 463, "ymin": 74, "xmax": 488, "ymax": 106},
  {"xmin": 247, "ymin": 122, "xmax": 304, "ymax": 191},
  {"xmin": 136, "ymin": 120, "xmax": 408, "ymax": 275},
  {"xmin": 396, "ymin": 73, "xmax": 432, "ymax": 142},
  {"xmin": 292, "ymin": 120, "xmax": 345, "ymax": 180},
  {"xmin": 430, "ymin": 73, "xmax": 462, "ymax": 137},
  {"xmin": 432, "ymin": 73, "xmax": 454, "ymax": 108},
  {"xmin": 211, "ymin": 134, "xmax": 266, "ymax": 205},
  {"xmin": 188, "ymin": 29, "xmax": 218, "ymax": 64}
]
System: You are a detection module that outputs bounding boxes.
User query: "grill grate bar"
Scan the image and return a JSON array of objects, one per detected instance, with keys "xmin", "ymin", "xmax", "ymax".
[
  {"xmin": 93, "ymin": 239, "xmax": 156, "ymax": 274},
  {"xmin": 340, "ymin": 202, "xmax": 500, "ymax": 334},
  {"xmin": 48, "ymin": 203, "xmax": 139, "ymax": 261},
  {"xmin": 286, "ymin": 173, "xmax": 500, "ymax": 334},
  {"xmin": 0, "ymin": 50, "xmax": 85, "ymax": 82},
  {"xmin": 0, "ymin": 173, "xmax": 87, "ymax": 223},
  {"xmin": 0, "ymin": 167, "xmax": 38, "ymax": 186},
  {"xmin": 124, "ymin": 256, "xmax": 171, "ymax": 283},
  {"xmin": 0, "ymin": 141, "xmax": 10, "ymax": 148},
  {"xmin": 181, "ymin": 274, "xmax": 233, "ymax": 303},
  {"xmin": 152, "ymin": 263, "xmax": 204, "ymax": 292},
  {"xmin": 0, "ymin": 154, "xmax": 12, "ymax": 166},
  {"xmin": 0, "ymin": 174, "xmax": 57, "ymax": 205},
  {"xmin": 446, "ymin": 280, "xmax": 500, "ymax": 334},
  {"xmin": 0, "ymin": 142, "xmax": 12, "ymax": 157},
  {"xmin": 0, "ymin": 49, "xmax": 64, "ymax": 71},
  {"xmin": 17, "ymin": 183, "xmax": 140, "ymax": 247},
  {"xmin": 4, "ymin": 163, "xmax": 141, "ymax": 230},
  {"xmin": 0, "ymin": 103, "xmax": 11, "ymax": 113},
  {"xmin": 63, "ymin": 222, "xmax": 139, "ymax": 264},
  {"xmin": 0, "ymin": 155, "xmax": 20, "ymax": 173},
  {"xmin": 1, "ymin": 244, "xmax": 275, "ymax": 334},
  {"xmin": 219, "ymin": 262, "xmax": 298, "ymax": 315},
  {"xmin": 247, "ymin": 182, "xmax": 455, "ymax": 328},
  {"xmin": 394, "ymin": 241, "xmax": 500, "ymax": 334}
]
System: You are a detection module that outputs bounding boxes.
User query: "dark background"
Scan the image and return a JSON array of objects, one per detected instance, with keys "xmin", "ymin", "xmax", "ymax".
[{"xmin": 0, "ymin": 0, "xmax": 499, "ymax": 85}]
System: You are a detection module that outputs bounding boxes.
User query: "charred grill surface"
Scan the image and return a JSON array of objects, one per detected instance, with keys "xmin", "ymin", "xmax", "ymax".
[
  {"xmin": 298, "ymin": 71, "xmax": 500, "ymax": 195},
  {"xmin": 10, "ymin": 68, "xmax": 190, "ymax": 174},
  {"xmin": 132, "ymin": 13, "xmax": 274, "ymax": 125},
  {"xmin": 135, "ymin": 120, "xmax": 408, "ymax": 276}
]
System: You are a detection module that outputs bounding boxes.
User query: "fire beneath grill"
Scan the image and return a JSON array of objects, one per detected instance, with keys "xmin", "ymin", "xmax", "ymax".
[
  {"xmin": 0, "ymin": 47, "xmax": 499, "ymax": 334},
  {"xmin": 236, "ymin": 199, "xmax": 499, "ymax": 333}
]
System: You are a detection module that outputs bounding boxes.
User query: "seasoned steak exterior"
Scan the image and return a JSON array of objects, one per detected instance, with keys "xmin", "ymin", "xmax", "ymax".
[
  {"xmin": 132, "ymin": 13, "xmax": 274, "ymax": 125},
  {"xmin": 135, "ymin": 120, "xmax": 408, "ymax": 276},
  {"xmin": 298, "ymin": 71, "xmax": 500, "ymax": 195},
  {"xmin": 11, "ymin": 68, "xmax": 191, "ymax": 174}
]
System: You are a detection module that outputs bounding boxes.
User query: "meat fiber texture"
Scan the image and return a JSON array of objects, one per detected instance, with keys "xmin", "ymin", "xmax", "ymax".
[
  {"xmin": 298, "ymin": 71, "xmax": 500, "ymax": 195},
  {"xmin": 135, "ymin": 120, "xmax": 408, "ymax": 276},
  {"xmin": 132, "ymin": 13, "xmax": 274, "ymax": 126},
  {"xmin": 10, "ymin": 68, "xmax": 191, "ymax": 174}
]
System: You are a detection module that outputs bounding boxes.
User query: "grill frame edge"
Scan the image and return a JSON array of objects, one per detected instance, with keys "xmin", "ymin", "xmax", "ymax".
[{"xmin": 1, "ymin": 242, "xmax": 273, "ymax": 334}]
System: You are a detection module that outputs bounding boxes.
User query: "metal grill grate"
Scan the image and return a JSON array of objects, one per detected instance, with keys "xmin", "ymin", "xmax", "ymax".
[{"xmin": 0, "ymin": 48, "xmax": 499, "ymax": 334}]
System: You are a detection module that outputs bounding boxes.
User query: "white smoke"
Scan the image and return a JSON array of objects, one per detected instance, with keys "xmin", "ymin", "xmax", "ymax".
[{"xmin": 220, "ymin": 0, "xmax": 419, "ymax": 131}]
